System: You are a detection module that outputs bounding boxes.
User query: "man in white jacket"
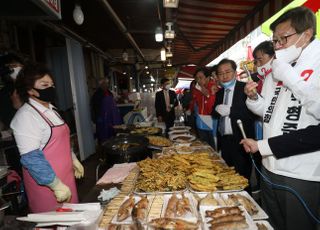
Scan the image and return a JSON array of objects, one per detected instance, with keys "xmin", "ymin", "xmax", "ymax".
[{"xmin": 244, "ymin": 6, "xmax": 320, "ymax": 230}]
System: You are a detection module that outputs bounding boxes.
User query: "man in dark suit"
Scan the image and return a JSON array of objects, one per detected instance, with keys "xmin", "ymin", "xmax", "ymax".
[
  {"xmin": 155, "ymin": 78, "xmax": 178, "ymax": 133},
  {"xmin": 212, "ymin": 58, "xmax": 256, "ymax": 182}
]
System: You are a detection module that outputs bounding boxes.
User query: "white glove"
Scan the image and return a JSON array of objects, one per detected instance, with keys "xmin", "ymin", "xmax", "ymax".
[
  {"xmin": 48, "ymin": 177, "xmax": 71, "ymax": 203},
  {"xmin": 215, "ymin": 104, "xmax": 230, "ymax": 117},
  {"xmin": 185, "ymin": 110, "xmax": 191, "ymax": 116},
  {"xmin": 272, "ymin": 59, "xmax": 302, "ymax": 89},
  {"xmin": 72, "ymin": 157, "xmax": 84, "ymax": 179}
]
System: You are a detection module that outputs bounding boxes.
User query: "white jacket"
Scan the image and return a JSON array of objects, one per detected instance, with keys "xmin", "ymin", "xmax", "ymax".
[{"xmin": 246, "ymin": 39, "xmax": 320, "ymax": 182}]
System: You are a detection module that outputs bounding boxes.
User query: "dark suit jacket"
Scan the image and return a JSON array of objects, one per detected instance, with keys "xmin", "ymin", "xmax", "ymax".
[
  {"xmin": 268, "ymin": 124, "xmax": 320, "ymax": 159},
  {"xmin": 212, "ymin": 81, "xmax": 256, "ymax": 142},
  {"xmin": 155, "ymin": 89, "xmax": 178, "ymax": 123}
]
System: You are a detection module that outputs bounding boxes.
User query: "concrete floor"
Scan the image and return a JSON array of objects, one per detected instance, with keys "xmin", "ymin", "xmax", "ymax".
[{"xmin": 76, "ymin": 149, "xmax": 110, "ymax": 202}]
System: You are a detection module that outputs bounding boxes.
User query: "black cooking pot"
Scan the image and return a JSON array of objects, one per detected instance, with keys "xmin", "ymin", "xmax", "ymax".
[{"xmin": 101, "ymin": 135, "xmax": 150, "ymax": 165}]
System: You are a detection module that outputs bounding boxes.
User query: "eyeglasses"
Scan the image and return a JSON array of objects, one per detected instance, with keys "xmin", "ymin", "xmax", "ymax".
[
  {"xmin": 272, "ymin": 32, "xmax": 297, "ymax": 46},
  {"xmin": 217, "ymin": 70, "xmax": 234, "ymax": 77}
]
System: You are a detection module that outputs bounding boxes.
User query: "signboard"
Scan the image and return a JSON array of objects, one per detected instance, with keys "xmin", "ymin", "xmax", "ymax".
[{"xmin": 30, "ymin": 0, "xmax": 61, "ymax": 19}]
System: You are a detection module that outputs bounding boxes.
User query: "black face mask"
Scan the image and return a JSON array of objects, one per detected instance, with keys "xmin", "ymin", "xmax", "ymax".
[{"xmin": 33, "ymin": 87, "xmax": 56, "ymax": 102}]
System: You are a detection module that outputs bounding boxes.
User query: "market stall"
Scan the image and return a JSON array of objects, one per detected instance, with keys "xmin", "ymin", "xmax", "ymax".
[
  {"xmin": 92, "ymin": 125, "xmax": 273, "ymax": 230},
  {"xmin": 12, "ymin": 122, "xmax": 272, "ymax": 229}
]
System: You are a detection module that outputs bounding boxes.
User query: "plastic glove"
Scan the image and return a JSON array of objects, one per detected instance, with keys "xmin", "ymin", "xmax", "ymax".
[
  {"xmin": 272, "ymin": 59, "xmax": 302, "ymax": 88},
  {"xmin": 48, "ymin": 177, "xmax": 71, "ymax": 203},
  {"xmin": 244, "ymin": 81, "xmax": 258, "ymax": 100},
  {"xmin": 73, "ymin": 157, "xmax": 84, "ymax": 179},
  {"xmin": 215, "ymin": 104, "xmax": 230, "ymax": 117}
]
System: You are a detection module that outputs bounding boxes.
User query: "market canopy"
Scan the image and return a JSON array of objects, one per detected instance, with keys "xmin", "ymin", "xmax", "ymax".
[
  {"xmin": 0, "ymin": 0, "xmax": 293, "ymax": 67},
  {"xmin": 172, "ymin": 0, "xmax": 292, "ymax": 66}
]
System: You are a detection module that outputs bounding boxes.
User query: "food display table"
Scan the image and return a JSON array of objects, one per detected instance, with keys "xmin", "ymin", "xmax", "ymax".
[{"xmin": 96, "ymin": 138, "xmax": 273, "ymax": 230}]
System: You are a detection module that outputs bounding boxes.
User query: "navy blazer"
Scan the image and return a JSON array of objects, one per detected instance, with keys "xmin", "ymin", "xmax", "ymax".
[{"xmin": 212, "ymin": 81, "xmax": 256, "ymax": 142}]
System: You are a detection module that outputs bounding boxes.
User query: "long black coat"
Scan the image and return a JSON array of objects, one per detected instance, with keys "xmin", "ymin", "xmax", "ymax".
[{"xmin": 155, "ymin": 89, "xmax": 178, "ymax": 126}]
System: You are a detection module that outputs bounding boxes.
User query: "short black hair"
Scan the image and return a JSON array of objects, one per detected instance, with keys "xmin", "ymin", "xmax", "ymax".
[
  {"xmin": 15, "ymin": 63, "xmax": 53, "ymax": 103},
  {"xmin": 211, "ymin": 65, "xmax": 218, "ymax": 75},
  {"xmin": 193, "ymin": 67, "xmax": 211, "ymax": 78},
  {"xmin": 270, "ymin": 6, "xmax": 316, "ymax": 40},
  {"xmin": 253, "ymin": 41, "xmax": 275, "ymax": 59},
  {"xmin": 217, "ymin": 58, "xmax": 237, "ymax": 71},
  {"xmin": 160, "ymin": 77, "xmax": 169, "ymax": 85},
  {"xmin": 1, "ymin": 53, "xmax": 23, "ymax": 66}
]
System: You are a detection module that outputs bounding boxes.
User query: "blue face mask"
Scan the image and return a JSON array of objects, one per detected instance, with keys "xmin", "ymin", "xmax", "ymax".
[{"xmin": 220, "ymin": 78, "xmax": 236, "ymax": 89}]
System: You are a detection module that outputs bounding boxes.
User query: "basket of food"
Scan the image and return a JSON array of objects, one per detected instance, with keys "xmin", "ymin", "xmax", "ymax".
[
  {"xmin": 147, "ymin": 135, "xmax": 173, "ymax": 148},
  {"xmin": 170, "ymin": 134, "xmax": 196, "ymax": 143},
  {"xmin": 134, "ymin": 156, "xmax": 187, "ymax": 194},
  {"xmin": 130, "ymin": 126, "xmax": 162, "ymax": 135}
]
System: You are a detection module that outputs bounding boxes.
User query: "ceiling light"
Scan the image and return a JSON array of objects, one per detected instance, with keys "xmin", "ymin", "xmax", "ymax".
[
  {"xmin": 143, "ymin": 84, "xmax": 146, "ymax": 88},
  {"xmin": 160, "ymin": 48, "xmax": 166, "ymax": 61},
  {"xmin": 166, "ymin": 51, "xmax": 173, "ymax": 58},
  {"xmin": 122, "ymin": 50, "xmax": 129, "ymax": 62},
  {"xmin": 145, "ymin": 65, "xmax": 148, "ymax": 69},
  {"xmin": 150, "ymin": 75, "xmax": 155, "ymax": 82},
  {"xmin": 167, "ymin": 59, "xmax": 172, "ymax": 67},
  {"xmin": 165, "ymin": 22, "xmax": 175, "ymax": 39},
  {"xmin": 130, "ymin": 77, "xmax": 133, "ymax": 79},
  {"xmin": 166, "ymin": 47, "xmax": 173, "ymax": 58},
  {"xmin": 155, "ymin": 27, "xmax": 163, "ymax": 42},
  {"xmin": 163, "ymin": 0, "xmax": 179, "ymax": 8},
  {"xmin": 73, "ymin": 4, "xmax": 84, "ymax": 25},
  {"xmin": 146, "ymin": 71, "xmax": 150, "ymax": 74},
  {"xmin": 123, "ymin": 71, "xmax": 127, "ymax": 75}
]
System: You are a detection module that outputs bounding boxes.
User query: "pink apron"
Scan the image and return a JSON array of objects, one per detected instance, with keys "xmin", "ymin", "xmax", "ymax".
[{"xmin": 23, "ymin": 104, "xmax": 78, "ymax": 213}]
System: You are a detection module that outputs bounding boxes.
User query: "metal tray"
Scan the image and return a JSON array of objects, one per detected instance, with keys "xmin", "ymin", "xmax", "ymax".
[
  {"xmin": 161, "ymin": 192, "xmax": 198, "ymax": 222},
  {"xmin": 188, "ymin": 185, "xmax": 244, "ymax": 194},
  {"xmin": 200, "ymin": 205, "xmax": 257, "ymax": 230},
  {"xmin": 254, "ymin": 220, "xmax": 274, "ymax": 230},
  {"xmin": 220, "ymin": 191, "xmax": 268, "ymax": 220},
  {"xmin": 111, "ymin": 195, "xmax": 154, "ymax": 225},
  {"xmin": 134, "ymin": 187, "xmax": 188, "ymax": 195}
]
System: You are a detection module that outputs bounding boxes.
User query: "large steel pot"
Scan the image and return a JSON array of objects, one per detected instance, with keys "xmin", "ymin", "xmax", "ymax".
[{"xmin": 101, "ymin": 135, "xmax": 150, "ymax": 165}]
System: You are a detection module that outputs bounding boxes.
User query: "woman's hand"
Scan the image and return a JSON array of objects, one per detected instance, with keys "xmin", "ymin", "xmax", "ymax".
[
  {"xmin": 73, "ymin": 158, "xmax": 84, "ymax": 179},
  {"xmin": 48, "ymin": 178, "xmax": 72, "ymax": 202},
  {"xmin": 244, "ymin": 81, "xmax": 258, "ymax": 100},
  {"xmin": 211, "ymin": 84, "xmax": 219, "ymax": 94},
  {"xmin": 240, "ymin": 138, "xmax": 259, "ymax": 153},
  {"xmin": 200, "ymin": 87, "xmax": 209, "ymax": 97}
]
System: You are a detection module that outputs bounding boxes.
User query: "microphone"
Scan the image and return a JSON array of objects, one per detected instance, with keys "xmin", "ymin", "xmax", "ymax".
[{"xmin": 237, "ymin": 119, "xmax": 247, "ymax": 139}]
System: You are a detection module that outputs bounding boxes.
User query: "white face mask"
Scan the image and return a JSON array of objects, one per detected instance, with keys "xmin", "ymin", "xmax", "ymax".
[
  {"xmin": 257, "ymin": 58, "xmax": 273, "ymax": 77},
  {"xmin": 165, "ymin": 84, "xmax": 171, "ymax": 90},
  {"xmin": 275, "ymin": 33, "xmax": 305, "ymax": 64},
  {"xmin": 10, "ymin": 66, "xmax": 22, "ymax": 80}
]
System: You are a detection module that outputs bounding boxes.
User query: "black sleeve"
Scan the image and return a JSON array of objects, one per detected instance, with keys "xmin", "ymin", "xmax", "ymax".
[
  {"xmin": 268, "ymin": 124, "xmax": 320, "ymax": 159},
  {"xmin": 0, "ymin": 87, "xmax": 16, "ymax": 128},
  {"xmin": 211, "ymin": 91, "xmax": 222, "ymax": 119}
]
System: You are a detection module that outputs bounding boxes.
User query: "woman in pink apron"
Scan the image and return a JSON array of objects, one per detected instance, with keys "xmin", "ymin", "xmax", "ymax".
[{"xmin": 11, "ymin": 64, "xmax": 84, "ymax": 213}]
